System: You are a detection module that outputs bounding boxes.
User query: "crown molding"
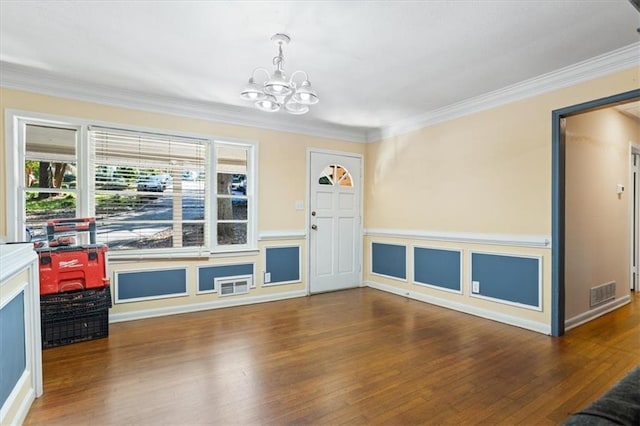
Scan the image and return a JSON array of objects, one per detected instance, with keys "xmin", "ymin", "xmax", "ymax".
[
  {"xmin": 2, "ymin": 42, "xmax": 637, "ymax": 145},
  {"xmin": 367, "ymin": 42, "xmax": 640, "ymax": 142},
  {"xmin": 0, "ymin": 62, "xmax": 368, "ymax": 143}
]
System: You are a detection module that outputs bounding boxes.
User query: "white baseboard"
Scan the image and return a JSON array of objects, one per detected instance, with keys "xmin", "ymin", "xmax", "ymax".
[
  {"xmin": 365, "ymin": 280, "xmax": 551, "ymax": 335},
  {"xmin": 109, "ymin": 290, "xmax": 307, "ymax": 323},
  {"xmin": 11, "ymin": 388, "xmax": 34, "ymax": 426},
  {"xmin": 565, "ymin": 295, "xmax": 631, "ymax": 331}
]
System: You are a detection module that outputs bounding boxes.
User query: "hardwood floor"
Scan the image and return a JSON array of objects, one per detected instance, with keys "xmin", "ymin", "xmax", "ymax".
[{"xmin": 25, "ymin": 288, "xmax": 639, "ymax": 425}]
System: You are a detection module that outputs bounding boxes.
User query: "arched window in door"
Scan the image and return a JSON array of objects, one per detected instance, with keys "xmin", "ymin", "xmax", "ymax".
[{"xmin": 318, "ymin": 164, "xmax": 353, "ymax": 187}]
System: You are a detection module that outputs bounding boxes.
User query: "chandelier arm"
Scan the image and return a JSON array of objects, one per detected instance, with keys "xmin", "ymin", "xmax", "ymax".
[
  {"xmin": 289, "ymin": 70, "xmax": 309, "ymax": 86},
  {"xmin": 251, "ymin": 68, "xmax": 271, "ymax": 83}
]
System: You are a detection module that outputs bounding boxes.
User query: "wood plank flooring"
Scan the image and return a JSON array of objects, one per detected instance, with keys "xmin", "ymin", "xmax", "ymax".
[{"xmin": 25, "ymin": 288, "xmax": 639, "ymax": 425}]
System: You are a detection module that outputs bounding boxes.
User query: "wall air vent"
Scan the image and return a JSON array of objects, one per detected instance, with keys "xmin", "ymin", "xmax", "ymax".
[
  {"xmin": 216, "ymin": 275, "xmax": 252, "ymax": 297},
  {"xmin": 590, "ymin": 281, "xmax": 616, "ymax": 307}
]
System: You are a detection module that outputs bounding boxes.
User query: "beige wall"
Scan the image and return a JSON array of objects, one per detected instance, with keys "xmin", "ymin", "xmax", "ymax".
[
  {"xmin": 365, "ymin": 102, "xmax": 550, "ymax": 234},
  {"xmin": 565, "ymin": 108, "xmax": 639, "ymax": 320}
]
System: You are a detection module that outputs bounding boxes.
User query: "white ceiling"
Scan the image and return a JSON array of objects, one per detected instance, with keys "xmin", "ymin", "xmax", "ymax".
[{"xmin": 1, "ymin": 1, "xmax": 639, "ymax": 142}]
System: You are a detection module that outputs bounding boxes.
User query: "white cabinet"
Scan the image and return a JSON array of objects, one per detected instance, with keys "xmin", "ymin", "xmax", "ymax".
[{"xmin": 0, "ymin": 243, "xmax": 42, "ymax": 425}]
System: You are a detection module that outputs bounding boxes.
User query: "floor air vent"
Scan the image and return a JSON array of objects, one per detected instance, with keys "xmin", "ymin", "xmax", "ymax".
[
  {"xmin": 216, "ymin": 275, "xmax": 252, "ymax": 297},
  {"xmin": 590, "ymin": 281, "xmax": 616, "ymax": 307}
]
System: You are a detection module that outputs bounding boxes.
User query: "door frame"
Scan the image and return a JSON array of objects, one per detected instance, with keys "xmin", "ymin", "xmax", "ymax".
[
  {"xmin": 306, "ymin": 148, "xmax": 364, "ymax": 295},
  {"xmin": 630, "ymin": 143, "xmax": 640, "ymax": 291},
  {"xmin": 551, "ymin": 88, "xmax": 640, "ymax": 336}
]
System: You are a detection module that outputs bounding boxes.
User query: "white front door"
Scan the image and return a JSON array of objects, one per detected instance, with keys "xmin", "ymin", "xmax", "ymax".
[{"xmin": 309, "ymin": 151, "xmax": 362, "ymax": 293}]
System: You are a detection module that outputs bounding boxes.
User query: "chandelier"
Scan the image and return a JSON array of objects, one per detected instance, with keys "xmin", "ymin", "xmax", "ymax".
[{"xmin": 240, "ymin": 33, "xmax": 319, "ymax": 115}]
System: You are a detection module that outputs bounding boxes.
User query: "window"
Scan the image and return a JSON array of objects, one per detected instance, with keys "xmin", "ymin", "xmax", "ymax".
[
  {"xmin": 318, "ymin": 164, "xmax": 353, "ymax": 187},
  {"xmin": 90, "ymin": 127, "xmax": 207, "ymax": 250},
  {"xmin": 23, "ymin": 124, "xmax": 79, "ymax": 242},
  {"xmin": 215, "ymin": 143, "xmax": 251, "ymax": 248},
  {"xmin": 7, "ymin": 113, "xmax": 256, "ymax": 254}
]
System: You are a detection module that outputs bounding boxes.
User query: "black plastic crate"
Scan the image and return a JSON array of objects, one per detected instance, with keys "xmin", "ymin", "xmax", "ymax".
[
  {"xmin": 42, "ymin": 310, "xmax": 108, "ymax": 348},
  {"xmin": 41, "ymin": 286, "xmax": 111, "ymax": 317},
  {"xmin": 41, "ymin": 286, "xmax": 111, "ymax": 348}
]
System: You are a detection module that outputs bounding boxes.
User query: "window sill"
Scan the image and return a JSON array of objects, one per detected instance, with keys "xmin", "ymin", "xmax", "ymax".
[
  {"xmin": 108, "ymin": 247, "xmax": 260, "ymax": 262},
  {"xmin": 209, "ymin": 248, "xmax": 260, "ymax": 258}
]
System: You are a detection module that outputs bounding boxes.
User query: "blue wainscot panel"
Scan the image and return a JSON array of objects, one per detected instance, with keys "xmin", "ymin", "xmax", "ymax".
[
  {"xmin": 116, "ymin": 268, "xmax": 187, "ymax": 302},
  {"xmin": 372, "ymin": 242, "xmax": 406, "ymax": 280},
  {"xmin": 198, "ymin": 263, "xmax": 254, "ymax": 293},
  {"xmin": 265, "ymin": 246, "xmax": 300, "ymax": 284},
  {"xmin": 0, "ymin": 292, "xmax": 26, "ymax": 408},
  {"xmin": 471, "ymin": 253, "xmax": 540, "ymax": 308},
  {"xmin": 414, "ymin": 247, "xmax": 461, "ymax": 292}
]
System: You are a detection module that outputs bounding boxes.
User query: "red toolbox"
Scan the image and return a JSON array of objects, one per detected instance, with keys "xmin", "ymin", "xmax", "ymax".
[{"xmin": 37, "ymin": 218, "xmax": 110, "ymax": 295}]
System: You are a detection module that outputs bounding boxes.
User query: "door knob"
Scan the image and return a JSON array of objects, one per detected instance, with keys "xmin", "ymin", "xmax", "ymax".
[
  {"xmin": 311, "ymin": 211, "xmax": 316, "ymax": 216},
  {"xmin": 311, "ymin": 224, "xmax": 318, "ymax": 230}
]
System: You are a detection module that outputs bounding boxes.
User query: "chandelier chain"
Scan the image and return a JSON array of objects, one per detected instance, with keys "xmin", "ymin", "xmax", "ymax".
[{"xmin": 273, "ymin": 44, "xmax": 285, "ymax": 71}]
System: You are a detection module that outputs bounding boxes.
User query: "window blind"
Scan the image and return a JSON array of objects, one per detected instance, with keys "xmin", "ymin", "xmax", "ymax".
[{"xmin": 89, "ymin": 127, "xmax": 208, "ymax": 251}]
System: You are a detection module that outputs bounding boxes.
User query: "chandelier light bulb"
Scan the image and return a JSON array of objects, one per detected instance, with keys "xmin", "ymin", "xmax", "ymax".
[
  {"xmin": 291, "ymin": 79, "xmax": 319, "ymax": 105},
  {"xmin": 255, "ymin": 94, "xmax": 280, "ymax": 112},
  {"xmin": 240, "ymin": 34, "xmax": 319, "ymax": 115},
  {"xmin": 285, "ymin": 100, "xmax": 309, "ymax": 115},
  {"xmin": 264, "ymin": 70, "xmax": 292, "ymax": 96},
  {"xmin": 240, "ymin": 77, "xmax": 267, "ymax": 101}
]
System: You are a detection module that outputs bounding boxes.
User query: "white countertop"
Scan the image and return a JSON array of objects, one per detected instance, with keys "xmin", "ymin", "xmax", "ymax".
[{"xmin": 0, "ymin": 243, "xmax": 37, "ymax": 282}]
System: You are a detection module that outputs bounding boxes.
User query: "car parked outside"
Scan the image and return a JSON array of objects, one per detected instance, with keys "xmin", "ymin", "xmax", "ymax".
[
  {"xmin": 137, "ymin": 175, "xmax": 165, "ymax": 192},
  {"xmin": 158, "ymin": 173, "xmax": 172, "ymax": 186}
]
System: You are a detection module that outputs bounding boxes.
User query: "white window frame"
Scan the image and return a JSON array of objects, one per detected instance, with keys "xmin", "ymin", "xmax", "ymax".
[
  {"xmin": 211, "ymin": 140, "xmax": 258, "ymax": 253},
  {"xmin": 4, "ymin": 110, "xmax": 258, "ymax": 256},
  {"xmin": 5, "ymin": 112, "xmax": 88, "ymax": 243}
]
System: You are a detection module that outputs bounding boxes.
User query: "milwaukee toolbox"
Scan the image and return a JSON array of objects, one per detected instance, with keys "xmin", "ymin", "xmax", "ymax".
[{"xmin": 37, "ymin": 218, "xmax": 109, "ymax": 295}]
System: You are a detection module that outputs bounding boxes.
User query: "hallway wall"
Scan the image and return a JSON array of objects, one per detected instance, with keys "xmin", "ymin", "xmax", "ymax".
[{"xmin": 565, "ymin": 107, "xmax": 639, "ymax": 322}]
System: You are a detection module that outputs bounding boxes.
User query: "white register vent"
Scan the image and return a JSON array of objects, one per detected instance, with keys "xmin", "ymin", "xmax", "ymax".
[{"xmin": 216, "ymin": 275, "xmax": 252, "ymax": 297}]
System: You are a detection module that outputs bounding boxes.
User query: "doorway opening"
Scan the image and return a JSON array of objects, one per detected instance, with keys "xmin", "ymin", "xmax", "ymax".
[
  {"xmin": 552, "ymin": 89, "xmax": 640, "ymax": 336},
  {"xmin": 631, "ymin": 147, "xmax": 640, "ymax": 291}
]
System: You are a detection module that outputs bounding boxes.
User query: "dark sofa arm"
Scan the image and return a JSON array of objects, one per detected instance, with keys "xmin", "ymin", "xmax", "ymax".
[{"xmin": 564, "ymin": 366, "xmax": 640, "ymax": 426}]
